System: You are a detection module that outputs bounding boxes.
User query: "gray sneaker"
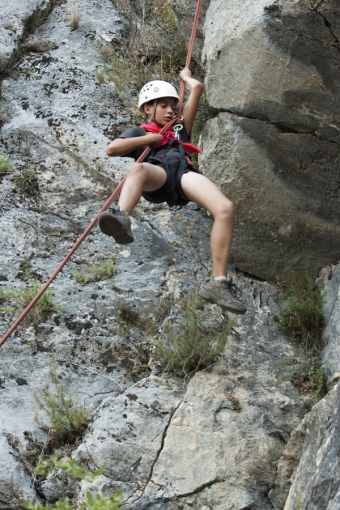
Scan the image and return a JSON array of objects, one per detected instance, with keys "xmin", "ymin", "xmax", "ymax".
[
  {"xmin": 199, "ymin": 277, "xmax": 247, "ymax": 314},
  {"xmin": 98, "ymin": 208, "xmax": 134, "ymax": 244}
]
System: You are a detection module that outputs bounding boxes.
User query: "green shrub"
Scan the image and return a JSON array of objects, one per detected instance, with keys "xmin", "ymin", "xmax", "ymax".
[
  {"xmin": 0, "ymin": 154, "xmax": 11, "ymax": 174},
  {"xmin": 278, "ymin": 269, "xmax": 325, "ymax": 354},
  {"xmin": 276, "ymin": 357, "xmax": 326, "ymax": 400},
  {"xmin": 294, "ymin": 493, "xmax": 303, "ymax": 510},
  {"xmin": 154, "ymin": 291, "xmax": 234, "ymax": 378},
  {"xmin": 72, "ymin": 260, "xmax": 118, "ymax": 283},
  {"xmin": 34, "ymin": 358, "xmax": 90, "ymax": 443},
  {"xmin": 24, "ymin": 453, "xmax": 123, "ymax": 510},
  {"xmin": 246, "ymin": 439, "xmax": 283, "ymax": 491},
  {"xmin": 0, "ymin": 273, "xmax": 61, "ymax": 321},
  {"xmin": 14, "ymin": 169, "xmax": 39, "ymax": 195},
  {"xmin": 99, "ymin": 0, "xmax": 202, "ymax": 95}
]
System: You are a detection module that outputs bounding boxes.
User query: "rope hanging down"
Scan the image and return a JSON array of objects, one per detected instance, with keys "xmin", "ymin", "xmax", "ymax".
[{"xmin": 0, "ymin": 0, "xmax": 203, "ymax": 347}]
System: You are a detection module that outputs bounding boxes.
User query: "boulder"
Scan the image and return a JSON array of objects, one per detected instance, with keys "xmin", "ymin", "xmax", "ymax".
[
  {"xmin": 199, "ymin": 112, "xmax": 340, "ymax": 280},
  {"xmin": 277, "ymin": 382, "xmax": 340, "ymax": 510},
  {"xmin": 201, "ymin": 0, "xmax": 340, "ymax": 279}
]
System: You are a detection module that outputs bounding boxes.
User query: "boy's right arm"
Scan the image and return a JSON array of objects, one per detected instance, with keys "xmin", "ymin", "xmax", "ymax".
[{"xmin": 106, "ymin": 133, "xmax": 162, "ymax": 157}]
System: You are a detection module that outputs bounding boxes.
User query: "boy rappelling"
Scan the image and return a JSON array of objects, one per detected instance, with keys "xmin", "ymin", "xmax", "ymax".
[
  {"xmin": 0, "ymin": 2, "xmax": 245, "ymax": 349},
  {"xmin": 98, "ymin": 68, "xmax": 247, "ymax": 315}
]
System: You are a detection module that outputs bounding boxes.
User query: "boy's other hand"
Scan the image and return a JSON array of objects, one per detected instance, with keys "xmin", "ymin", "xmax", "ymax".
[{"xmin": 179, "ymin": 67, "xmax": 192, "ymax": 82}]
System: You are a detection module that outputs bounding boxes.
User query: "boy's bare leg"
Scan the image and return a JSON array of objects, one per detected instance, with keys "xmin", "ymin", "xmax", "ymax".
[
  {"xmin": 118, "ymin": 162, "xmax": 167, "ymax": 214},
  {"xmin": 180, "ymin": 172, "xmax": 234, "ymax": 277},
  {"xmin": 99, "ymin": 162, "xmax": 166, "ymax": 243},
  {"xmin": 181, "ymin": 171, "xmax": 246, "ymax": 314}
]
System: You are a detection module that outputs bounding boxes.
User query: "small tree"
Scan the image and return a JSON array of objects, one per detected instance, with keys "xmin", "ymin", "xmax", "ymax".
[{"xmin": 34, "ymin": 359, "xmax": 90, "ymax": 443}]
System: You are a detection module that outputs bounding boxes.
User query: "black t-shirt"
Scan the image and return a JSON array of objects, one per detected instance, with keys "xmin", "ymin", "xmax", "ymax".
[{"xmin": 119, "ymin": 125, "xmax": 192, "ymax": 161}]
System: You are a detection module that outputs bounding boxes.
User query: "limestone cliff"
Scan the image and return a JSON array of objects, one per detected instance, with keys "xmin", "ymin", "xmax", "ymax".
[{"xmin": 0, "ymin": 1, "xmax": 339, "ymax": 509}]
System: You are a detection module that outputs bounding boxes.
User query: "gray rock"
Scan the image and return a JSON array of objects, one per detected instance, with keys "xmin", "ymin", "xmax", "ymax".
[
  {"xmin": 203, "ymin": 0, "xmax": 340, "ymax": 141},
  {"xmin": 0, "ymin": 0, "xmax": 339, "ymax": 509},
  {"xmin": 75, "ymin": 282, "xmax": 312, "ymax": 508},
  {"xmin": 199, "ymin": 112, "xmax": 340, "ymax": 280},
  {"xmin": 278, "ymin": 382, "xmax": 340, "ymax": 510},
  {"xmin": 201, "ymin": 0, "xmax": 340, "ymax": 279},
  {"xmin": 0, "ymin": 0, "xmax": 51, "ymax": 71},
  {"xmin": 318, "ymin": 264, "xmax": 340, "ymax": 385}
]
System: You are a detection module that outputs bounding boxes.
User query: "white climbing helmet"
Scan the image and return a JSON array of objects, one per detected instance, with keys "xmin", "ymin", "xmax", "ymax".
[{"xmin": 138, "ymin": 80, "xmax": 179, "ymax": 112}]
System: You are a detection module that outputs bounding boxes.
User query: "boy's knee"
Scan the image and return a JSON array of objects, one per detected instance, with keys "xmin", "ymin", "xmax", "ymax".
[
  {"xmin": 128, "ymin": 163, "xmax": 145, "ymax": 180},
  {"xmin": 219, "ymin": 199, "xmax": 234, "ymax": 218},
  {"xmin": 129, "ymin": 163, "xmax": 143, "ymax": 174}
]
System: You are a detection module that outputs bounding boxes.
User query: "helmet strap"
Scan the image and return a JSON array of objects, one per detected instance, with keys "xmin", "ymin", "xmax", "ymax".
[{"xmin": 151, "ymin": 99, "xmax": 158, "ymax": 122}]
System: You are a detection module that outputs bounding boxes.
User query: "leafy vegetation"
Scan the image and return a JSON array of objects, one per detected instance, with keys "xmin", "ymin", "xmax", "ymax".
[
  {"xmin": 246, "ymin": 439, "xmax": 283, "ymax": 492},
  {"xmin": 99, "ymin": 0, "xmax": 202, "ymax": 120},
  {"xmin": 0, "ymin": 273, "xmax": 61, "ymax": 321},
  {"xmin": 0, "ymin": 154, "xmax": 11, "ymax": 174},
  {"xmin": 276, "ymin": 358, "xmax": 326, "ymax": 400},
  {"xmin": 72, "ymin": 260, "xmax": 118, "ymax": 284},
  {"xmin": 24, "ymin": 453, "xmax": 123, "ymax": 509},
  {"xmin": 276, "ymin": 269, "xmax": 326, "ymax": 400},
  {"xmin": 34, "ymin": 358, "xmax": 90, "ymax": 443},
  {"xmin": 278, "ymin": 269, "xmax": 325, "ymax": 355},
  {"xmin": 294, "ymin": 493, "xmax": 303, "ymax": 510},
  {"xmin": 14, "ymin": 169, "xmax": 39, "ymax": 195},
  {"xmin": 154, "ymin": 291, "xmax": 234, "ymax": 378}
]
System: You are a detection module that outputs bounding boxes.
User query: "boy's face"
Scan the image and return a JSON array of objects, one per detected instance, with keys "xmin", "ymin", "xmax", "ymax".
[{"xmin": 144, "ymin": 97, "xmax": 177, "ymax": 126}]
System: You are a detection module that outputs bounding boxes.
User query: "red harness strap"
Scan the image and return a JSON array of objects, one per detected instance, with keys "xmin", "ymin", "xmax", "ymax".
[{"xmin": 140, "ymin": 121, "xmax": 202, "ymax": 154}]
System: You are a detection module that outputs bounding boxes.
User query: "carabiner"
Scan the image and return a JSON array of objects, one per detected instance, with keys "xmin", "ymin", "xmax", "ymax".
[{"xmin": 173, "ymin": 123, "xmax": 184, "ymax": 140}]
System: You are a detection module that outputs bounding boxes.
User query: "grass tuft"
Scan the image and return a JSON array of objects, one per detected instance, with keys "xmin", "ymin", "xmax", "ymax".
[
  {"xmin": 276, "ymin": 269, "xmax": 326, "ymax": 400},
  {"xmin": 0, "ymin": 155, "xmax": 11, "ymax": 174},
  {"xmin": 276, "ymin": 357, "xmax": 326, "ymax": 400},
  {"xmin": 154, "ymin": 291, "xmax": 235, "ymax": 378},
  {"xmin": 68, "ymin": 0, "xmax": 83, "ymax": 31},
  {"xmin": 0, "ymin": 272, "xmax": 62, "ymax": 322},
  {"xmin": 278, "ymin": 269, "xmax": 325, "ymax": 355},
  {"xmin": 72, "ymin": 259, "xmax": 118, "ymax": 283},
  {"xmin": 14, "ymin": 169, "xmax": 39, "ymax": 195}
]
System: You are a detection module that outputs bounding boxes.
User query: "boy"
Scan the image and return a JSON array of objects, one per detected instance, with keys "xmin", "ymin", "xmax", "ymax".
[{"xmin": 99, "ymin": 68, "xmax": 246, "ymax": 314}]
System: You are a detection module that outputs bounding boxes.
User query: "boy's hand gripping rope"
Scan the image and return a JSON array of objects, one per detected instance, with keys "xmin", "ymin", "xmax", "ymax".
[{"xmin": 0, "ymin": 0, "xmax": 203, "ymax": 347}]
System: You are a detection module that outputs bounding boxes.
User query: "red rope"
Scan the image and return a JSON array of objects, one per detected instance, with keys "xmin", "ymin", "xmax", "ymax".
[
  {"xmin": 0, "ymin": 120, "xmax": 176, "ymax": 347},
  {"xmin": 177, "ymin": 0, "xmax": 203, "ymax": 116},
  {"xmin": 0, "ymin": 0, "xmax": 204, "ymax": 347}
]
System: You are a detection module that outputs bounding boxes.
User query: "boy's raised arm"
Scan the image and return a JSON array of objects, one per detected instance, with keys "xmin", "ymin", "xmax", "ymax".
[{"xmin": 179, "ymin": 68, "xmax": 204, "ymax": 135}]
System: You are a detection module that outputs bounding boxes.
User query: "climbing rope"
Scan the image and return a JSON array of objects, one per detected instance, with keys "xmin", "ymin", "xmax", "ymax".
[{"xmin": 0, "ymin": 0, "xmax": 203, "ymax": 347}]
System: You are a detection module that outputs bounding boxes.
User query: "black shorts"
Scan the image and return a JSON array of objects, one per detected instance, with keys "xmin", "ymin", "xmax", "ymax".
[{"xmin": 142, "ymin": 154, "xmax": 201, "ymax": 207}]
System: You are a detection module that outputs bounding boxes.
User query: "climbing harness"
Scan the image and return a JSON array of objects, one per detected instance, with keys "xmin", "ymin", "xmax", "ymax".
[
  {"xmin": 139, "ymin": 120, "xmax": 202, "ymax": 154},
  {"xmin": 0, "ymin": 0, "xmax": 204, "ymax": 347}
]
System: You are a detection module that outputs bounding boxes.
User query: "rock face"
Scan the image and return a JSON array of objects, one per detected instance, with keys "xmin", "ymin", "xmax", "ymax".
[
  {"xmin": 169, "ymin": 0, "xmax": 210, "ymax": 60},
  {"xmin": 278, "ymin": 382, "xmax": 340, "ymax": 510},
  {"xmin": 200, "ymin": 0, "xmax": 340, "ymax": 280},
  {"xmin": 319, "ymin": 264, "xmax": 340, "ymax": 384},
  {"xmin": 0, "ymin": 1, "xmax": 340, "ymax": 510}
]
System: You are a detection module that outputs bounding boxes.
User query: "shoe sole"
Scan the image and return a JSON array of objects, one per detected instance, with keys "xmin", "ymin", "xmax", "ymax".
[
  {"xmin": 98, "ymin": 212, "xmax": 134, "ymax": 245},
  {"xmin": 198, "ymin": 288, "xmax": 247, "ymax": 315}
]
